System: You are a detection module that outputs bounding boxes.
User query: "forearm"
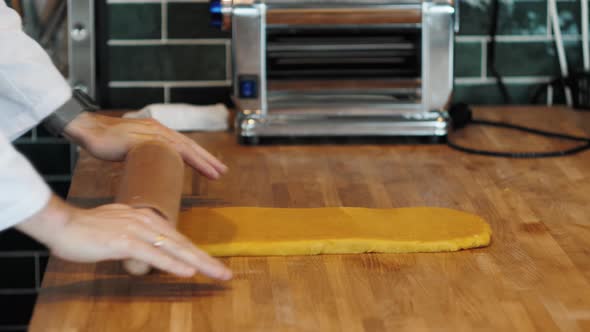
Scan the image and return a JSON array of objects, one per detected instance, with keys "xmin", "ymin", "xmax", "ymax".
[
  {"xmin": 61, "ymin": 112, "xmax": 121, "ymax": 160},
  {"xmin": 62, "ymin": 111, "xmax": 102, "ymax": 146},
  {"xmin": 15, "ymin": 195, "xmax": 72, "ymax": 248},
  {"xmin": 0, "ymin": 135, "xmax": 53, "ymax": 231}
]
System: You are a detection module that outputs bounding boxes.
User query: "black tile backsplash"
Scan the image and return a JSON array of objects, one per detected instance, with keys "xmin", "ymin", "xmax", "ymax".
[
  {"xmin": 48, "ymin": 180, "xmax": 72, "ymax": 199},
  {"xmin": 19, "ymin": 130, "xmax": 33, "ymax": 139},
  {"xmin": 453, "ymin": 82, "xmax": 562, "ymax": 105},
  {"xmin": 495, "ymin": 40, "xmax": 583, "ymax": 77},
  {"xmin": 0, "ymin": 186, "xmax": 53, "ymax": 332},
  {"xmin": 498, "ymin": 1, "xmax": 547, "ymax": 35},
  {"xmin": 108, "ymin": 44, "xmax": 226, "ymax": 81},
  {"xmin": 106, "ymin": 87, "xmax": 164, "ymax": 109},
  {"xmin": 38, "ymin": 256, "xmax": 49, "ymax": 280},
  {"xmin": 0, "ymin": 294, "xmax": 38, "ymax": 325},
  {"xmin": 0, "ymin": 230, "xmax": 46, "ymax": 252},
  {"xmin": 0, "ymin": 257, "xmax": 36, "ymax": 289},
  {"xmin": 14, "ymin": 142, "xmax": 71, "ymax": 176},
  {"xmin": 35, "ymin": 125, "xmax": 53, "ymax": 138},
  {"xmin": 459, "ymin": 1, "xmax": 579, "ymax": 36},
  {"xmin": 100, "ymin": 0, "xmax": 587, "ymax": 108},
  {"xmin": 557, "ymin": 0, "xmax": 584, "ymax": 35},
  {"xmin": 167, "ymin": 3, "xmax": 230, "ymax": 39},
  {"xmin": 108, "ymin": 3, "xmax": 161, "ymax": 39},
  {"xmin": 454, "ymin": 42, "xmax": 481, "ymax": 78},
  {"xmin": 170, "ymin": 87, "xmax": 233, "ymax": 106}
]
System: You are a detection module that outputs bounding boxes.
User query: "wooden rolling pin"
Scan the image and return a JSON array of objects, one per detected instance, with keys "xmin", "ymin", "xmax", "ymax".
[{"xmin": 115, "ymin": 141, "xmax": 185, "ymax": 275}]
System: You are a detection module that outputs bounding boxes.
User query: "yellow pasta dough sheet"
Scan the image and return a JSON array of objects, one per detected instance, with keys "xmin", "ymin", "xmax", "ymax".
[{"xmin": 177, "ymin": 207, "xmax": 492, "ymax": 256}]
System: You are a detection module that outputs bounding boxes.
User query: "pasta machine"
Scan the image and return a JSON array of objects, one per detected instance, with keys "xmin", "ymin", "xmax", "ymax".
[{"xmin": 210, "ymin": 0, "xmax": 458, "ymax": 143}]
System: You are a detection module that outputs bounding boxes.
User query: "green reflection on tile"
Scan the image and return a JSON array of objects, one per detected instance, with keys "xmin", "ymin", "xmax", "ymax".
[
  {"xmin": 459, "ymin": 1, "xmax": 550, "ymax": 36},
  {"xmin": 498, "ymin": 1, "xmax": 547, "ymax": 35},
  {"xmin": 453, "ymin": 83, "xmax": 547, "ymax": 105},
  {"xmin": 108, "ymin": 45, "xmax": 226, "ymax": 81},
  {"xmin": 107, "ymin": 88, "xmax": 164, "ymax": 109},
  {"xmin": 556, "ymin": 1, "xmax": 584, "ymax": 35},
  {"xmin": 495, "ymin": 41, "xmax": 584, "ymax": 77},
  {"xmin": 14, "ymin": 142, "xmax": 71, "ymax": 175},
  {"xmin": 455, "ymin": 42, "xmax": 482, "ymax": 77},
  {"xmin": 108, "ymin": 4, "xmax": 161, "ymax": 39},
  {"xmin": 168, "ymin": 2, "xmax": 230, "ymax": 39},
  {"xmin": 458, "ymin": 1, "xmax": 490, "ymax": 36},
  {"xmin": 170, "ymin": 87, "xmax": 232, "ymax": 106}
]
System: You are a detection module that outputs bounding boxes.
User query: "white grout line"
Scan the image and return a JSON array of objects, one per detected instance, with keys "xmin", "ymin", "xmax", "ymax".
[
  {"xmin": 13, "ymin": 138, "xmax": 68, "ymax": 144},
  {"xmin": 107, "ymin": 38, "xmax": 228, "ymax": 46},
  {"xmin": 0, "ymin": 252, "xmax": 47, "ymax": 258},
  {"xmin": 110, "ymin": 78, "xmax": 557, "ymax": 88},
  {"xmin": 0, "ymin": 289, "xmax": 39, "ymax": 295},
  {"xmin": 108, "ymin": 36, "xmax": 581, "ymax": 46},
  {"xmin": 164, "ymin": 86, "xmax": 171, "ymax": 102},
  {"xmin": 43, "ymin": 175, "xmax": 72, "ymax": 182},
  {"xmin": 0, "ymin": 326, "xmax": 30, "ymax": 331},
  {"xmin": 108, "ymin": 35, "xmax": 583, "ymax": 45},
  {"xmin": 109, "ymin": 80, "xmax": 232, "ymax": 87},
  {"xmin": 161, "ymin": 0, "xmax": 168, "ymax": 40},
  {"xmin": 454, "ymin": 36, "xmax": 491, "ymax": 42},
  {"xmin": 582, "ymin": 0, "xmax": 589, "ymax": 70},
  {"xmin": 480, "ymin": 39, "xmax": 487, "ymax": 79},
  {"xmin": 455, "ymin": 76, "xmax": 553, "ymax": 85},
  {"xmin": 34, "ymin": 253, "xmax": 40, "ymax": 290},
  {"xmin": 455, "ymin": 34, "xmax": 581, "ymax": 43}
]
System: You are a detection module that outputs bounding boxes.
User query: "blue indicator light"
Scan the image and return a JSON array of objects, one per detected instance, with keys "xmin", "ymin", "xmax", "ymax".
[
  {"xmin": 209, "ymin": 0, "xmax": 222, "ymax": 14},
  {"xmin": 240, "ymin": 80, "xmax": 257, "ymax": 98}
]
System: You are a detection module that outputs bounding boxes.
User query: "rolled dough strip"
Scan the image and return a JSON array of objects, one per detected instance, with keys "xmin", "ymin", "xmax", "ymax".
[
  {"xmin": 115, "ymin": 141, "xmax": 185, "ymax": 275},
  {"xmin": 178, "ymin": 207, "xmax": 492, "ymax": 256}
]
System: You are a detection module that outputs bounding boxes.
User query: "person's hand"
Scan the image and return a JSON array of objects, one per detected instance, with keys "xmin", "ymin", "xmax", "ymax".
[
  {"xmin": 63, "ymin": 112, "xmax": 228, "ymax": 179},
  {"xmin": 16, "ymin": 195, "xmax": 232, "ymax": 280}
]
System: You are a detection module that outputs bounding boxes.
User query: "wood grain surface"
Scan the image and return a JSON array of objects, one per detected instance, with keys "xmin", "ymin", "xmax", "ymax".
[
  {"xmin": 30, "ymin": 107, "xmax": 590, "ymax": 331},
  {"xmin": 266, "ymin": 8, "xmax": 422, "ymax": 25}
]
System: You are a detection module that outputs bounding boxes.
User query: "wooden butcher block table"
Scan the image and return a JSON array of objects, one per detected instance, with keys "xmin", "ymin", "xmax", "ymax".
[{"xmin": 30, "ymin": 107, "xmax": 590, "ymax": 331}]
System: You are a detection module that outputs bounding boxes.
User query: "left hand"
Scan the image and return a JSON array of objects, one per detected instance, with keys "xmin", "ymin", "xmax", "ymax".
[
  {"xmin": 17, "ymin": 195, "xmax": 233, "ymax": 280},
  {"xmin": 63, "ymin": 112, "xmax": 228, "ymax": 179}
]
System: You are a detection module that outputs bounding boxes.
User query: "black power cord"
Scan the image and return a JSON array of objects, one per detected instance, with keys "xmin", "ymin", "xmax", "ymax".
[
  {"xmin": 447, "ymin": 1, "xmax": 590, "ymax": 158},
  {"xmin": 488, "ymin": 0, "xmax": 512, "ymax": 104},
  {"xmin": 447, "ymin": 103, "xmax": 590, "ymax": 158}
]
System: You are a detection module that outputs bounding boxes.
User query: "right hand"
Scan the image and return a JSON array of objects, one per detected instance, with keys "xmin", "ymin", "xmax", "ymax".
[
  {"xmin": 63, "ymin": 113, "xmax": 228, "ymax": 180},
  {"xmin": 17, "ymin": 195, "xmax": 232, "ymax": 280}
]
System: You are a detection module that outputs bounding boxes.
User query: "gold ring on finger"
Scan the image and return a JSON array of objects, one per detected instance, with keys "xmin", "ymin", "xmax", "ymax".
[{"xmin": 152, "ymin": 234, "xmax": 166, "ymax": 247}]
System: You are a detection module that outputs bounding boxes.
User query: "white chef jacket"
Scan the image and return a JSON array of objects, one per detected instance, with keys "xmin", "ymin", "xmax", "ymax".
[{"xmin": 0, "ymin": 2, "xmax": 72, "ymax": 230}]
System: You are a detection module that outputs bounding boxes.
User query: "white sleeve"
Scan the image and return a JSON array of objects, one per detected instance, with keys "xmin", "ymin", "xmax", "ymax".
[
  {"xmin": 0, "ymin": 134, "xmax": 51, "ymax": 231},
  {"xmin": 0, "ymin": 2, "xmax": 72, "ymax": 140}
]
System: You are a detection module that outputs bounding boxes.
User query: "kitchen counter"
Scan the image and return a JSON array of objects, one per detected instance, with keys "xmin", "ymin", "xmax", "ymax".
[{"xmin": 30, "ymin": 106, "xmax": 590, "ymax": 331}]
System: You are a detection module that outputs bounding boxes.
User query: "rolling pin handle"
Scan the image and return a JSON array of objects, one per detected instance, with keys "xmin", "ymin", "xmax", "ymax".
[{"xmin": 123, "ymin": 259, "xmax": 151, "ymax": 276}]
